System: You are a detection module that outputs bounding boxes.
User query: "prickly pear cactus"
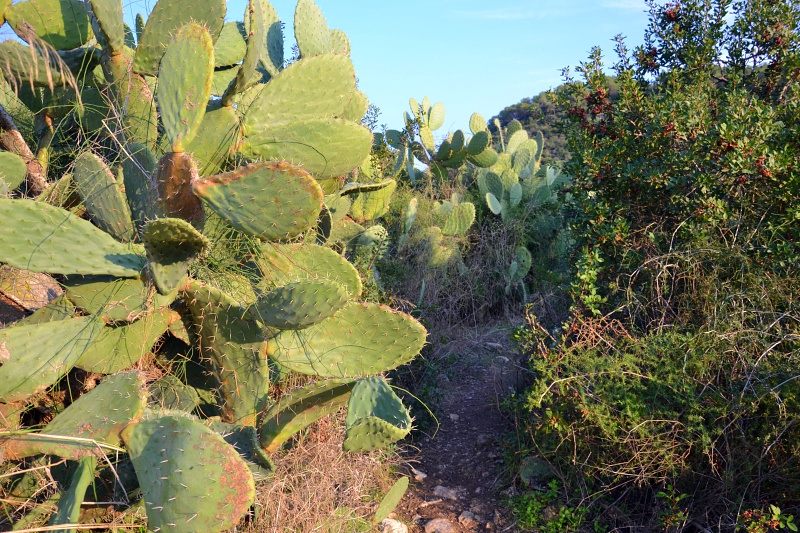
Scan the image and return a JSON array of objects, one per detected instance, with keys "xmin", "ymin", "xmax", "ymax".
[{"xmin": 0, "ymin": 1, "xmax": 427, "ymax": 531}]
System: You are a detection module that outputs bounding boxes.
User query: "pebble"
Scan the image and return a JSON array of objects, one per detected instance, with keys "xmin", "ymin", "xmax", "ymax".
[
  {"xmin": 424, "ymin": 518, "xmax": 455, "ymax": 533},
  {"xmin": 459, "ymin": 511, "xmax": 479, "ymax": 528},
  {"xmin": 411, "ymin": 467, "xmax": 428, "ymax": 481},
  {"xmin": 379, "ymin": 518, "xmax": 408, "ymax": 533},
  {"xmin": 449, "ymin": 413, "xmax": 460, "ymax": 422},
  {"xmin": 432, "ymin": 485, "xmax": 459, "ymax": 500}
]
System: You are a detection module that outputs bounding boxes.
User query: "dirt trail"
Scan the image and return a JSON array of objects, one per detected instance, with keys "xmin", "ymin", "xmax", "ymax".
[{"xmin": 394, "ymin": 327, "xmax": 526, "ymax": 533}]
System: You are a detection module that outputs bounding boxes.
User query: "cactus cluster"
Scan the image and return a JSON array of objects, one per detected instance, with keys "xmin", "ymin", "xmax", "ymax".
[
  {"xmin": 0, "ymin": 1, "xmax": 424, "ymax": 531},
  {"xmin": 385, "ymin": 98, "xmax": 499, "ymax": 183}
]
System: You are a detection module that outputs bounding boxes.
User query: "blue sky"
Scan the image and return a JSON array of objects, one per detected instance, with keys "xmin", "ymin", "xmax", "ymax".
[
  {"xmin": 3, "ymin": 0, "xmax": 652, "ymax": 133},
  {"xmin": 118, "ymin": 0, "xmax": 652, "ymax": 132}
]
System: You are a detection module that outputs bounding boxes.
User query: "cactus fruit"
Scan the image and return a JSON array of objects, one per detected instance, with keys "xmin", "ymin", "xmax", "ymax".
[
  {"xmin": 121, "ymin": 412, "xmax": 256, "ymax": 533},
  {"xmin": 259, "ymin": 379, "xmax": 355, "ymax": 453},
  {"xmin": 343, "ymin": 376, "xmax": 412, "ymax": 452},
  {"xmin": 251, "ymin": 278, "xmax": 350, "ymax": 330},
  {"xmin": 0, "ymin": 371, "xmax": 147, "ymax": 461},
  {"xmin": 142, "ymin": 218, "xmax": 210, "ymax": 294},
  {"xmin": 192, "ymin": 161, "xmax": 324, "ymax": 241},
  {"xmin": 267, "ymin": 302, "xmax": 426, "ymax": 378}
]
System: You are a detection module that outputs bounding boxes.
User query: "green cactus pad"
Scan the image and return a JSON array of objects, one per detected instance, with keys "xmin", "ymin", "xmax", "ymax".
[
  {"xmin": 344, "ymin": 376, "xmax": 411, "ymax": 433},
  {"xmin": 149, "ymin": 374, "xmax": 201, "ymax": 412},
  {"xmin": 534, "ymin": 131, "xmax": 545, "ymax": 163},
  {"xmin": 5, "ymin": 0, "xmax": 92, "ymax": 49},
  {"xmin": 16, "ymin": 294, "xmax": 75, "ymax": 326},
  {"xmin": 49, "ymin": 455, "xmax": 98, "ymax": 528},
  {"xmin": 133, "ymin": 0, "xmax": 225, "ymax": 76},
  {"xmin": 484, "ymin": 172, "xmax": 505, "ymax": 199},
  {"xmin": 258, "ymin": 0, "xmax": 284, "ymax": 76},
  {"xmin": 509, "ymin": 182, "xmax": 523, "ymax": 208},
  {"xmin": 74, "ymin": 308, "xmax": 175, "ymax": 374},
  {"xmin": 259, "ymin": 379, "xmax": 355, "ymax": 453},
  {"xmin": 205, "ymin": 420, "xmax": 275, "ymax": 479},
  {"xmin": 192, "ymin": 160, "xmax": 323, "ymax": 241},
  {"xmin": 349, "ymin": 179, "xmax": 396, "ymax": 223},
  {"xmin": 512, "ymin": 146, "xmax": 533, "ymax": 173},
  {"xmin": 343, "ymin": 417, "xmax": 411, "ymax": 453},
  {"xmin": 87, "ymin": 0, "xmax": 125, "ymax": 53},
  {"xmin": 73, "ymin": 151, "xmax": 135, "ymax": 243},
  {"xmin": 467, "ymin": 130, "xmax": 490, "ymax": 155},
  {"xmin": 143, "ymin": 218, "xmax": 210, "ymax": 294},
  {"xmin": 211, "ymin": 66, "xmax": 239, "ymax": 96},
  {"xmin": 121, "ymin": 74, "xmax": 159, "ymax": 148},
  {"xmin": 121, "ymin": 143, "xmax": 158, "ymax": 230},
  {"xmin": 515, "ymin": 246, "xmax": 532, "ymax": 277},
  {"xmin": 373, "ymin": 476, "xmax": 410, "ymax": 525},
  {"xmin": 329, "ymin": 218, "xmax": 365, "ymax": 245},
  {"xmin": 404, "ymin": 198, "xmax": 418, "ymax": 234},
  {"xmin": 155, "ymin": 151, "xmax": 204, "ymax": 228},
  {"xmin": 259, "ymin": 242, "xmax": 361, "ymax": 298},
  {"xmin": 469, "ymin": 112, "xmax": 487, "ymax": 134},
  {"xmin": 121, "ymin": 413, "xmax": 256, "ymax": 533},
  {"xmin": 470, "ymin": 147, "xmax": 499, "ymax": 168},
  {"xmin": 267, "ymin": 303, "xmax": 426, "ymax": 378},
  {"xmin": 214, "ymin": 22, "xmax": 247, "ymax": 68},
  {"xmin": 0, "ymin": 41, "xmax": 65, "ymax": 88},
  {"xmin": 64, "ymin": 275, "xmax": 170, "ymax": 322},
  {"xmin": 251, "ymin": 278, "xmax": 349, "ymax": 330},
  {"xmin": 157, "ymin": 23, "xmax": 214, "ymax": 153},
  {"xmin": 184, "ymin": 281, "xmax": 270, "ymax": 426},
  {"xmin": 183, "ymin": 102, "xmax": 241, "ymax": 176},
  {"xmin": 326, "ymin": 194, "xmax": 352, "ymax": 226},
  {"xmin": 343, "ymin": 90, "xmax": 369, "ymax": 123},
  {"xmin": 442, "ymin": 202, "xmax": 475, "ymax": 236},
  {"xmin": 244, "ymin": 117, "xmax": 373, "ymax": 179},
  {"xmin": 294, "ymin": 0, "xmax": 347, "ymax": 58},
  {"xmin": 0, "ymin": 316, "xmax": 98, "ymax": 403},
  {"xmin": 507, "ymin": 129, "xmax": 529, "ymax": 155},
  {"xmin": 0, "ymin": 199, "xmax": 145, "ymax": 277},
  {"xmin": 486, "ymin": 192, "xmax": 503, "ymax": 215},
  {"xmin": 428, "ymin": 101, "xmax": 446, "ymax": 130},
  {"xmin": 221, "ymin": 0, "xmax": 266, "ymax": 105},
  {"xmin": 0, "ymin": 371, "xmax": 147, "ymax": 461},
  {"xmin": 0, "ymin": 151, "xmax": 27, "ymax": 196}
]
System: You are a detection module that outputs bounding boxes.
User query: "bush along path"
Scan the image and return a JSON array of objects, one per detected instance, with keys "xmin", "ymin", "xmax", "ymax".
[{"xmin": 389, "ymin": 327, "xmax": 527, "ymax": 533}]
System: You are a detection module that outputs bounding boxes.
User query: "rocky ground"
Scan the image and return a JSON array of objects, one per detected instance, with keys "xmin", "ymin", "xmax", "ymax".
[{"xmin": 386, "ymin": 327, "xmax": 528, "ymax": 533}]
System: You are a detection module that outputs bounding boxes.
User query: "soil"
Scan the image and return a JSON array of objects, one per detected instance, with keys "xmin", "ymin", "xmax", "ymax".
[{"xmin": 394, "ymin": 325, "xmax": 527, "ymax": 532}]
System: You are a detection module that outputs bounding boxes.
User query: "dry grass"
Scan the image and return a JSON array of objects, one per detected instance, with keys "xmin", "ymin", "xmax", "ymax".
[{"xmin": 243, "ymin": 412, "xmax": 401, "ymax": 533}]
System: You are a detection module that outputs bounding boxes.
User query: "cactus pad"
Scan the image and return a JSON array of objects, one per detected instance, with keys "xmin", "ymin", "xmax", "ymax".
[
  {"xmin": 251, "ymin": 278, "xmax": 349, "ymax": 330},
  {"xmin": 142, "ymin": 218, "xmax": 210, "ymax": 294},
  {"xmin": 0, "ymin": 371, "xmax": 146, "ymax": 461},
  {"xmin": 121, "ymin": 143, "xmax": 158, "ymax": 230},
  {"xmin": 192, "ymin": 161, "xmax": 323, "ymax": 241},
  {"xmin": 259, "ymin": 242, "xmax": 362, "ymax": 298},
  {"xmin": 205, "ymin": 419, "xmax": 275, "ymax": 479},
  {"xmin": 267, "ymin": 302, "xmax": 426, "ymax": 378},
  {"xmin": 157, "ymin": 23, "xmax": 215, "ymax": 153},
  {"xmin": 73, "ymin": 151, "xmax": 135, "ymax": 243},
  {"xmin": 294, "ymin": 0, "xmax": 345, "ymax": 58},
  {"xmin": 74, "ymin": 308, "xmax": 175, "ymax": 374},
  {"xmin": 442, "ymin": 202, "xmax": 475, "ymax": 236},
  {"xmin": 133, "ymin": 0, "xmax": 225, "ymax": 76},
  {"xmin": 0, "ymin": 199, "xmax": 144, "ymax": 277},
  {"xmin": 349, "ymin": 179, "xmax": 396, "ymax": 223},
  {"xmin": 121, "ymin": 413, "xmax": 256, "ymax": 533},
  {"xmin": 214, "ymin": 22, "xmax": 247, "ymax": 68},
  {"xmin": 343, "ymin": 376, "xmax": 412, "ymax": 452},
  {"xmin": 184, "ymin": 102, "xmax": 242, "ymax": 176},
  {"xmin": 0, "ymin": 316, "xmax": 97, "ymax": 402},
  {"xmin": 0, "ymin": 151, "xmax": 27, "ymax": 196},
  {"xmin": 259, "ymin": 379, "xmax": 355, "ymax": 453},
  {"xmin": 184, "ymin": 281, "xmax": 270, "ymax": 426},
  {"xmin": 87, "ymin": 0, "xmax": 125, "ymax": 53},
  {"xmin": 5, "ymin": 0, "xmax": 92, "ymax": 49},
  {"xmin": 63, "ymin": 275, "xmax": 171, "ymax": 322},
  {"xmin": 373, "ymin": 476, "xmax": 410, "ymax": 525}
]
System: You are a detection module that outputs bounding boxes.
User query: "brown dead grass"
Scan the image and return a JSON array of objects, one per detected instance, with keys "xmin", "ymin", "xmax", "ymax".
[{"xmin": 242, "ymin": 412, "xmax": 401, "ymax": 533}]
